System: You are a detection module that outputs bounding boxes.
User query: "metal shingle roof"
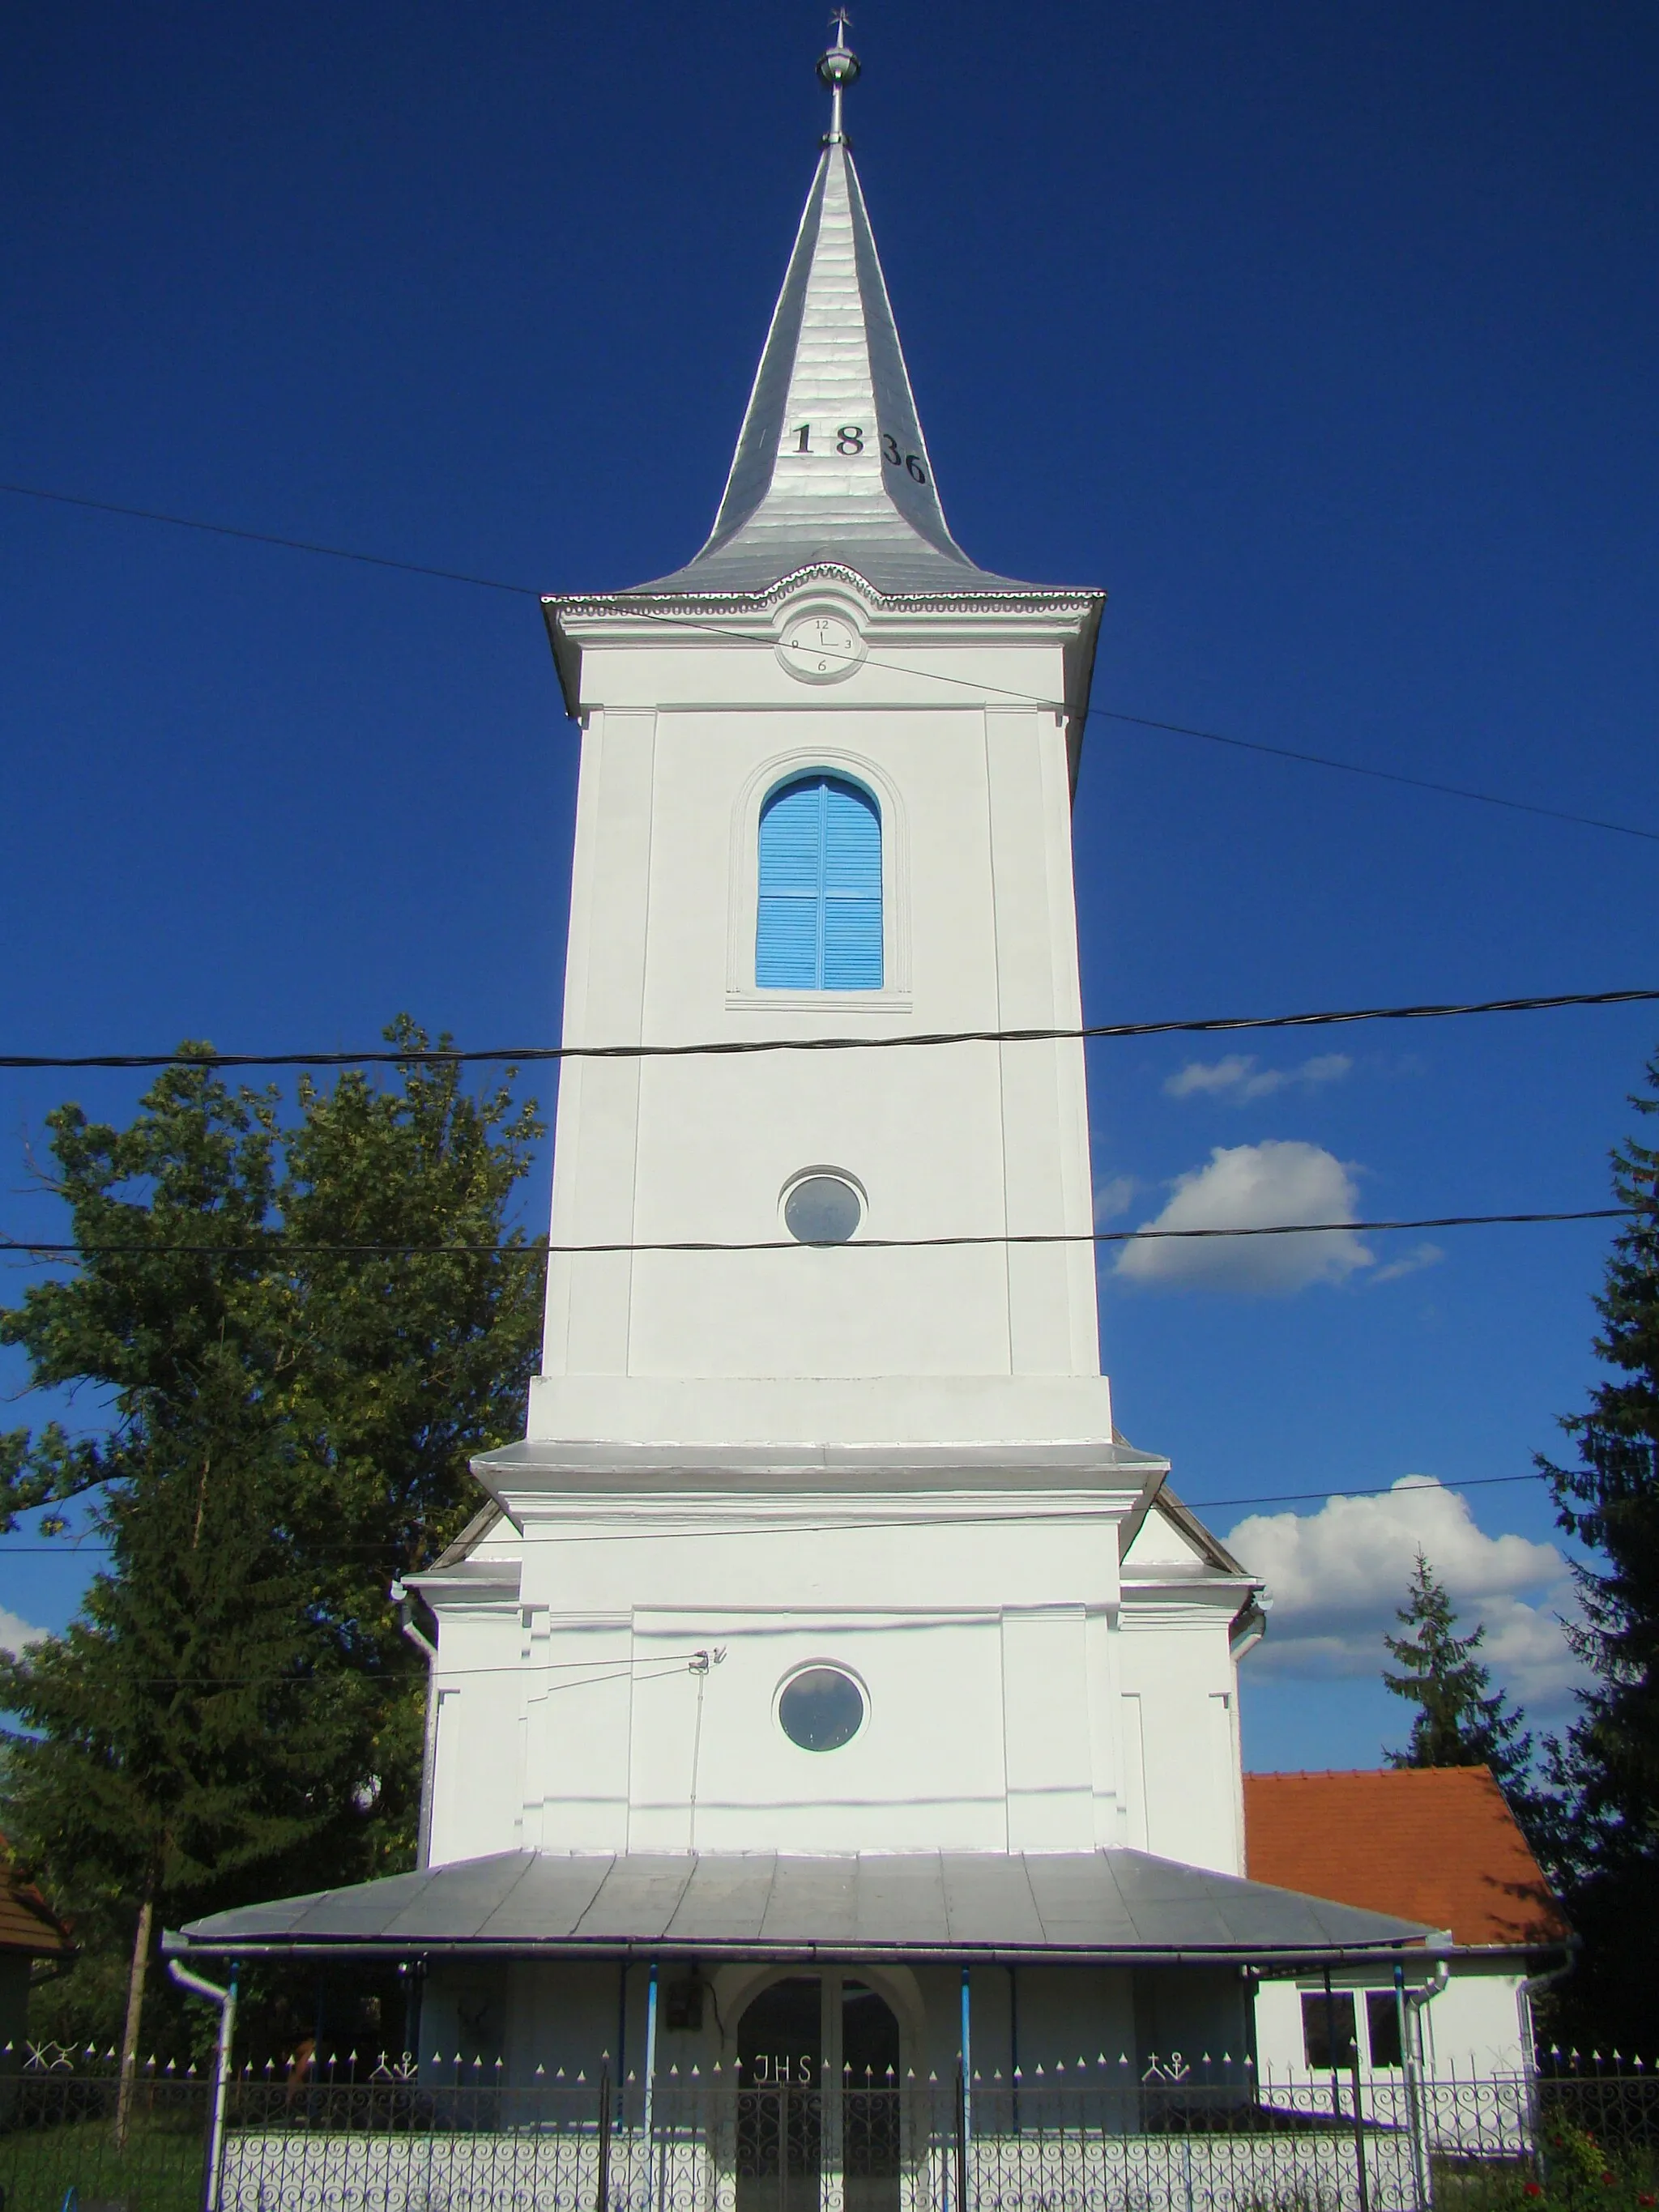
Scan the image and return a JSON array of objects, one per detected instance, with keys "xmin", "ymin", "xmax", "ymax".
[
  {"xmin": 173, "ymin": 1848, "xmax": 1434, "ymax": 1964},
  {"xmin": 628, "ymin": 145, "xmax": 1060, "ymax": 601}
]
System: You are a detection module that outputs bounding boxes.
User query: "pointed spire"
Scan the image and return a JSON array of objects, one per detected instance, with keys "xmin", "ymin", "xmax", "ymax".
[{"xmin": 629, "ymin": 34, "xmax": 1047, "ymax": 601}]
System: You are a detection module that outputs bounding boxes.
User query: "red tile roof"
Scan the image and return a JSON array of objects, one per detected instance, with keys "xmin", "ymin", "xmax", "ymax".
[{"xmin": 1244, "ymin": 1767, "xmax": 1568, "ymax": 1950}]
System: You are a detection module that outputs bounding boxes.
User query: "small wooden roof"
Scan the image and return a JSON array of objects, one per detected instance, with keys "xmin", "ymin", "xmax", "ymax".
[
  {"xmin": 1244, "ymin": 1767, "xmax": 1568, "ymax": 1953},
  {"xmin": 0, "ymin": 1850, "xmax": 74, "ymax": 1958}
]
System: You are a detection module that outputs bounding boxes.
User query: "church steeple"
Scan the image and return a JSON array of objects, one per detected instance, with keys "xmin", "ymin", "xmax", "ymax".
[{"xmin": 632, "ymin": 30, "xmax": 1041, "ymax": 599}]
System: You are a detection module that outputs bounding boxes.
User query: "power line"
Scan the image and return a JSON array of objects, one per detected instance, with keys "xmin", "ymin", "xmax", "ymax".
[
  {"xmin": 0, "ymin": 483, "xmax": 540, "ymax": 599},
  {"xmin": 5, "ymin": 479, "xmax": 1654, "ymax": 846},
  {"xmin": 0, "ymin": 1207, "xmax": 1631, "ymax": 1262},
  {"xmin": 0, "ymin": 1467, "xmax": 1556, "ymax": 1561},
  {"xmin": 3, "ymin": 986, "xmax": 1655, "ymax": 1072}
]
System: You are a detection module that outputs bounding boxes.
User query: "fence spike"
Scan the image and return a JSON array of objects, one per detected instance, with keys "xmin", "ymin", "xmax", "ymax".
[
  {"xmin": 1013, "ymin": 2067, "xmax": 1023, "ymax": 2082},
  {"xmin": 145, "ymin": 2054, "xmax": 158, "ymax": 2071},
  {"xmin": 1034, "ymin": 2065, "xmax": 1045, "ymax": 2078},
  {"xmin": 1055, "ymin": 2059, "xmax": 1066, "ymax": 2074},
  {"xmin": 494, "ymin": 2057, "xmax": 504, "ymax": 2073},
  {"xmin": 928, "ymin": 2070, "xmax": 938, "ymax": 2084},
  {"xmin": 669, "ymin": 2064, "xmax": 679, "ymax": 2078},
  {"xmin": 626, "ymin": 2069, "xmax": 637, "ymax": 2084},
  {"xmin": 1097, "ymin": 2053, "xmax": 1108, "ymax": 2067},
  {"xmin": 690, "ymin": 2065, "xmax": 700, "ymax": 2079}
]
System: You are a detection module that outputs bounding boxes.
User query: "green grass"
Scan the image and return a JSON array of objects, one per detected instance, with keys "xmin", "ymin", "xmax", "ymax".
[{"xmin": 0, "ymin": 2108, "xmax": 207, "ymax": 2212}]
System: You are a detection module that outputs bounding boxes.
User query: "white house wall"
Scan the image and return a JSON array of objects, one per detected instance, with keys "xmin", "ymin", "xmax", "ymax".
[{"xmin": 1252, "ymin": 1966, "xmax": 1532, "ymax": 2078}]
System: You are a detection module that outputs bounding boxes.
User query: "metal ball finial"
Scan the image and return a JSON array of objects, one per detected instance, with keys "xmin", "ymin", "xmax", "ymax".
[{"xmin": 817, "ymin": 11, "xmax": 859, "ymax": 143}]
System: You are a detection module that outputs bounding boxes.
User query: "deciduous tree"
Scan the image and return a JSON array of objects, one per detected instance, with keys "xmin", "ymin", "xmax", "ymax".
[{"xmin": 0, "ymin": 1024, "xmax": 544, "ymax": 2056}]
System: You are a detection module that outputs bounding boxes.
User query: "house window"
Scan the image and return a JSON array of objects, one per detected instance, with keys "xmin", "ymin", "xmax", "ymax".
[
  {"xmin": 1301, "ymin": 1990, "xmax": 1358, "ymax": 2069},
  {"xmin": 1366, "ymin": 1989, "xmax": 1403, "ymax": 2067},
  {"xmin": 756, "ymin": 774, "xmax": 882, "ymax": 991}
]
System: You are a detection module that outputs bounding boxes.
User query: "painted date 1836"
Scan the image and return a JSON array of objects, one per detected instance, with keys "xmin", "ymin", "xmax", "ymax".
[{"xmin": 790, "ymin": 424, "xmax": 928, "ymax": 484}]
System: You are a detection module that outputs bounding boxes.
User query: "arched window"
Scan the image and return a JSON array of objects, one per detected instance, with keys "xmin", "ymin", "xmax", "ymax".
[{"xmin": 756, "ymin": 774, "xmax": 883, "ymax": 991}]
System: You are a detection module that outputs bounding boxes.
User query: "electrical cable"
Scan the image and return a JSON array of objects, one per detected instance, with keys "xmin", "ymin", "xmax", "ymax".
[
  {"xmin": 6, "ymin": 479, "xmax": 1656, "ymax": 846},
  {"xmin": 0, "ymin": 1207, "xmax": 1632, "ymax": 1263},
  {"xmin": 3, "ymin": 986, "xmax": 1655, "ymax": 1071},
  {"xmin": 0, "ymin": 1468, "xmax": 1559, "ymax": 1559}
]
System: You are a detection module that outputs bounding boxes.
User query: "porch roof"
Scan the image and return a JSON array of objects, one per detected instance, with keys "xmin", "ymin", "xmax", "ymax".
[{"xmin": 171, "ymin": 1848, "xmax": 1438, "ymax": 1968}]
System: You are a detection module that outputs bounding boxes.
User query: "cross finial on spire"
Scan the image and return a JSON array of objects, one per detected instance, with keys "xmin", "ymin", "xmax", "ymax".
[{"xmin": 817, "ymin": 11, "xmax": 859, "ymax": 146}]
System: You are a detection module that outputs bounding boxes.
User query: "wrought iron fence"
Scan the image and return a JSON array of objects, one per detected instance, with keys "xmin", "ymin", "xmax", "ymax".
[{"xmin": 0, "ymin": 2043, "xmax": 1653, "ymax": 2212}]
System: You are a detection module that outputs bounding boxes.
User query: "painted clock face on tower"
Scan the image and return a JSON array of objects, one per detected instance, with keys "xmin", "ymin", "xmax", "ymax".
[{"xmin": 777, "ymin": 610, "xmax": 866, "ymax": 683}]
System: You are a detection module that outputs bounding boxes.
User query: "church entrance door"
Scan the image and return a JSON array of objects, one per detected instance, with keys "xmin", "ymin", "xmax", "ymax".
[
  {"xmin": 841, "ymin": 1980, "xmax": 902, "ymax": 2212},
  {"xmin": 736, "ymin": 1977, "xmax": 822, "ymax": 2212},
  {"xmin": 735, "ymin": 1976, "xmax": 902, "ymax": 2212}
]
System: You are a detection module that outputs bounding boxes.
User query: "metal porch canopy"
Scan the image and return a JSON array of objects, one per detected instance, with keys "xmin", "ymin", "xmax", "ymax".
[{"xmin": 169, "ymin": 1848, "xmax": 1437, "ymax": 1967}]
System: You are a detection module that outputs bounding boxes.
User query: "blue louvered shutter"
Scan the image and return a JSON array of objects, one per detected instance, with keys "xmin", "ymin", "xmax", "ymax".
[{"xmin": 756, "ymin": 774, "xmax": 882, "ymax": 991}]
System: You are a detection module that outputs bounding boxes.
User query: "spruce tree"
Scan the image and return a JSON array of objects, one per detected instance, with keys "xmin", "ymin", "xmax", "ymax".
[
  {"xmin": 0, "ymin": 1025, "xmax": 544, "ymax": 2055},
  {"xmin": 1382, "ymin": 1551, "xmax": 1533, "ymax": 1792},
  {"xmin": 1536, "ymin": 1045, "xmax": 1659, "ymax": 2056}
]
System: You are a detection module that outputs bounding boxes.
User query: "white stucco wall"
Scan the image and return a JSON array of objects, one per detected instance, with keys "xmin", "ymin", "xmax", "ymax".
[
  {"xmin": 415, "ymin": 575, "xmax": 1258, "ymax": 1912},
  {"xmin": 538, "ymin": 588, "xmax": 1100, "ymax": 1396},
  {"xmin": 416, "ymin": 1487, "xmax": 1254, "ymax": 1873}
]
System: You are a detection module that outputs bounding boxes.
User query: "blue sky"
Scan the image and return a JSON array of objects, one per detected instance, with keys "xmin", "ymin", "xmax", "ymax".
[{"xmin": 2, "ymin": 0, "xmax": 1656, "ymax": 1773}]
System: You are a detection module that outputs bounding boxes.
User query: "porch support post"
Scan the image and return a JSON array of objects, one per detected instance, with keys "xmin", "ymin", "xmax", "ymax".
[
  {"xmin": 958, "ymin": 1966, "xmax": 972, "ymax": 2209},
  {"xmin": 642, "ymin": 1957, "xmax": 659, "ymax": 2140}
]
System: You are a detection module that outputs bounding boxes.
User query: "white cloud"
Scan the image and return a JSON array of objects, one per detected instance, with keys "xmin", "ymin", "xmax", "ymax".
[
  {"xmin": 1165, "ymin": 1052, "xmax": 1352, "ymax": 1102},
  {"xmin": 1224, "ymin": 1476, "xmax": 1581, "ymax": 1706},
  {"xmin": 0, "ymin": 1607, "xmax": 46, "ymax": 1655},
  {"xmin": 1371, "ymin": 1241, "xmax": 1444, "ymax": 1284},
  {"xmin": 1115, "ymin": 1140, "xmax": 1371, "ymax": 1293},
  {"xmin": 1094, "ymin": 1174, "xmax": 1137, "ymax": 1225}
]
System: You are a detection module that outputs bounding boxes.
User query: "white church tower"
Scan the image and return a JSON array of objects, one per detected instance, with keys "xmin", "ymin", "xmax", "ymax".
[
  {"xmin": 180, "ymin": 28, "xmax": 1434, "ymax": 2110},
  {"xmin": 453, "ymin": 22, "xmax": 1256, "ymax": 1882}
]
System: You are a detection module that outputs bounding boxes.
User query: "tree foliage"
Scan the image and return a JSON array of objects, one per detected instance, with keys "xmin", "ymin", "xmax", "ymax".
[
  {"xmin": 1536, "ymin": 1045, "xmax": 1659, "ymax": 2056},
  {"xmin": 0, "ymin": 1025, "xmax": 544, "ymax": 2049},
  {"xmin": 1382, "ymin": 1549, "xmax": 1533, "ymax": 1792}
]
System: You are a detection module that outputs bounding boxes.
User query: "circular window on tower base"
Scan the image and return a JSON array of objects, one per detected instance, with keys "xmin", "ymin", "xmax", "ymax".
[
  {"xmin": 782, "ymin": 1169, "xmax": 864, "ymax": 1245},
  {"xmin": 777, "ymin": 1664, "xmax": 867, "ymax": 1752}
]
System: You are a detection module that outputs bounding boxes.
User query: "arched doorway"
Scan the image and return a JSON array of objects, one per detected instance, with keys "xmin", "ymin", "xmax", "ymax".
[
  {"xmin": 735, "ymin": 1976, "xmax": 902, "ymax": 2212},
  {"xmin": 736, "ymin": 1978, "xmax": 822, "ymax": 2212}
]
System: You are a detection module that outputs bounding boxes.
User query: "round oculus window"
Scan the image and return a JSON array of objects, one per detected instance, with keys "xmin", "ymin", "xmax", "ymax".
[
  {"xmin": 783, "ymin": 1174, "xmax": 862, "ymax": 1245},
  {"xmin": 778, "ymin": 1666, "xmax": 866, "ymax": 1753}
]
